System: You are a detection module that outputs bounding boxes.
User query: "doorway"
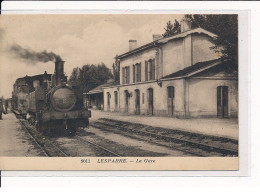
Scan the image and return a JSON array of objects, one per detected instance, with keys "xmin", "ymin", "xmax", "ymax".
[
  {"xmin": 114, "ymin": 91, "xmax": 118, "ymax": 111},
  {"xmin": 217, "ymin": 86, "xmax": 228, "ymax": 118},
  {"xmin": 135, "ymin": 89, "xmax": 140, "ymax": 115},
  {"xmin": 124, "ymin": 90, "xmax": 129, "ymax": 112},
  {"xmin": 148, "ymin": 88, "xmax": 153, "ymax": 115},
  {"xmin": 167, "ymin": 86, "xmax": 175, "ymax": 117},
  {"xmin": 107, "ymin": 92, "xmax": 111, "ymax": 111}
]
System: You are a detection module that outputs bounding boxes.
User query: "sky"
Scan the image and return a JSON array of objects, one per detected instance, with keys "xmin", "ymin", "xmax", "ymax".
[{"xmin": 0, "ymin": 14, "xmax": 184, "ymax": 98}]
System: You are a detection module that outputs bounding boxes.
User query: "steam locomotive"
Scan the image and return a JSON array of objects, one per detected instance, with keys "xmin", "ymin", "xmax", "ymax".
[{"xmin": 12, "ymin": 60, "xmax": 91, "ymax": 136}]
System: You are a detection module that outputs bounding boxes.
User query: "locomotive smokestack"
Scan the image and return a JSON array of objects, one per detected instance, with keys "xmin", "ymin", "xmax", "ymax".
[{"xmin": 54, "ymin": 60, "xmax": 65, "ymax": 86}]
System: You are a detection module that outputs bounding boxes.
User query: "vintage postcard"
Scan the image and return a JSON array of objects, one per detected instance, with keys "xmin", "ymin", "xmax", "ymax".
[{"xmin": 0, "ymin": 13, "xmax": 243, "ymax": 171}]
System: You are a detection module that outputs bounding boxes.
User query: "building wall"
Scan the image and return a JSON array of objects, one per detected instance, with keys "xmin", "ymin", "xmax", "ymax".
[
  {"xmin": 104, "ymin": 80, "xmax": 185, "ymax": 118},
  {"xmin": 120, "ymin": 33, "xmax": 219, "ymax": 84},
  {"xmin": 161, "ymin": 33, "xmax": 219, "ymax": 77},
  {"xmin": 103, "ymin": 88, "xmax": 119, "ymax": 112},
  {"xmin": 120, "ymin": 48, "xmax": 156, "ymax": 85},
  {"xmin": 103, "ymin": 78, "xmax": 238, "ymax": 119},
  {"xmin": 162, "ymin": 39, "xmax": 184, "ymax": 76},
  {"xmin": 187, "ymin": 78, "xmax": 238, "ymax": 118},
  {"xmin": 192, "ymin": 33, "xmax": 219, "ymax": 64}
]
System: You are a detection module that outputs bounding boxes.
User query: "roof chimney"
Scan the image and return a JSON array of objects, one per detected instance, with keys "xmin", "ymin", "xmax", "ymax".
[
  {"xmin": 153, "ymin": 34, "xmax": 162, "ymax": 41},
  {"xmin": 129, "ymin": 40, "xmax": 137, "ymax": 51},
  {"xmin": 181, "ymin": 18, "xmax": 192, "ymax": 32}
]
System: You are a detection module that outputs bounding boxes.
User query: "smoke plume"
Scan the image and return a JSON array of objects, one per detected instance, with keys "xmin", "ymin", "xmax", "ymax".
[{"xmin": 10, "ymin": 44, "xmax": 62, "ymax": 64}]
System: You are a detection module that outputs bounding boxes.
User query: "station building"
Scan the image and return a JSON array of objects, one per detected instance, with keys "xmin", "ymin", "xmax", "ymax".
[
  {"xmin": 86, "ymin": 80, "xmax": 119, "ymax": 110},
  {"xmin": 102, "ymin": 19, "xmax": 238, "ymax": 118}
]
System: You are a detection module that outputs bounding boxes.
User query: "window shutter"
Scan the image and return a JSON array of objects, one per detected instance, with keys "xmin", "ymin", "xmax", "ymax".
[
  {"xmin": 122, "ymin": 67, "xmax": 125, "ymax": 84},
  {"xmin": 138, "ymin": 63, "xmax": 141, "ymax": 82},
  {"xmin": 152, "ymin": 59, "xmax": 155, "ymax": 80},
  {"xmin": 133, "ymin": 64, "xmax": 135, "ymax": 83},
  {"xmin": 149, "ymin": 60, "xmax": 152, "ymax": 80},
  {"xmin": 127, "ymin": 66, "xmax": 129, "ymax": 84},
  {"xmin": 127, "ymin": 66, "xmax": 130, "ymax": 84},
  {"xmin": 145, "ymin": 61, "xmax": 148, "ymax": 81},
  {"xmin": 124, "ymin": 67, "xmax": 126, "ymax": 84}
]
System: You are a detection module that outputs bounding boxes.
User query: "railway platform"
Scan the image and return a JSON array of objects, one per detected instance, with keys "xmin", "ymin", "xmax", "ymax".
[
  {"xmin": 0, "ymin": 112, "xmax": 46, "ymax": 156},
  {"xmin": 89, "ymin": 109, "xmax": 238, "ymax": 141}
]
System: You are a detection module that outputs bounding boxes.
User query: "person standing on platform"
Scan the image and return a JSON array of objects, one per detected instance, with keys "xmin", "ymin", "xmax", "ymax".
[
  {"xmin": 4, "ymin": 99, "xmax": 8, "ymax": 114},
  {"xmin": 0, "ymin": 98, "xmax": 3, "ymax": 120}
]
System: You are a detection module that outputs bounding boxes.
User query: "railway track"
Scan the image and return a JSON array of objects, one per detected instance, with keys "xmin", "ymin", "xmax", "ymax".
[
  {"xmin": 91, "ymin": 121, "xmax": 201, "ymax": 156},
  {"xmin": 75, "ymin": 135, "xmax": 121, "ymax": 157},
  {"xmin": 19, "ymin": 119, "xmax": 69, "ymax": 157},
  {"xmin": 19, "ymin": 117, "xmax": 120, "ymax": 157},
  {"xmin": 19, "ymin": 119, "xmax": 49, "ymax": 157},
  {"xmin": 91, "ymin": 118, "xmax": 238, "ymax": 157},
  {"xmin": 17, "ymin": 112, "xmax": 237, "ymax": 157}
]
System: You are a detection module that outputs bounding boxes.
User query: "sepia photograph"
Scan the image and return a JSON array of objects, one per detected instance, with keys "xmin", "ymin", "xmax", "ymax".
[{"xmin": 0, "ymin": 13, "xmax": 239, "ymax": 170}]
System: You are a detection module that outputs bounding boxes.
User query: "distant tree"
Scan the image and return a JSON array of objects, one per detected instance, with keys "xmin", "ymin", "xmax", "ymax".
[
  {"xmin": 68, "ymin": 63, "xmax": 113, "ymax": 93},
  {"xmin": 112, "ymin": 56, "xmax": 120, "ymax": 82},
  {"xmin": 162, "ymin": 19, "xmax": 181, "ymax": 38},
  {"xmin": 68, "ymin": 67, "xmax": 80, "ymax": 86},
  {"xmin": 185, "ymin": 14, "xmax": 238, "ymax": 70}
]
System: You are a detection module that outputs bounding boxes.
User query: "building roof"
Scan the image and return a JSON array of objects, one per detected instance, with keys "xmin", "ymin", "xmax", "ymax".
[
  {"xmin": 116, "ymin": 28, "xmax": 217, "ymax": 60},
  {"xmin": 161, "ymin": 58, "xmax": 225, "ymax": 80},
  {"xmin": 87, "ymin": 81, "xmax": 120, "ymax": 95}
]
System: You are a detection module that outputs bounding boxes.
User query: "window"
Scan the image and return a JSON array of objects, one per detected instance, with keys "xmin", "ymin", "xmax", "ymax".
[
  {"xmin": 122, "ymin": 66, "xmax": 130, "ymax": 84},
  {"xmin": 145, "ymin": 59, "xmax": 155, "ymax": 81},
  {"xmin": 133, "ymin": 63, "xmax": 141, "ymax": 83}
]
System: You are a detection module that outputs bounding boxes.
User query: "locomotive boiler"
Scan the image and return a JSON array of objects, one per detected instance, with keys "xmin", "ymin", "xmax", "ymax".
[{"xmin": 26, "ymin": 60, "xmax": 91, "ymax": 136}]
